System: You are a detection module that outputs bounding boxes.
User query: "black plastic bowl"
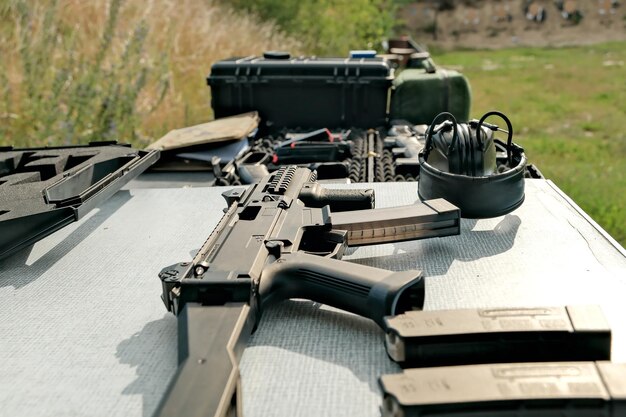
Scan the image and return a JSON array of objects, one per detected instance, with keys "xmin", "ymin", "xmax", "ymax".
[{"xmin": 418, "ymin": 140, "xmax": 527, "ymax": 219}]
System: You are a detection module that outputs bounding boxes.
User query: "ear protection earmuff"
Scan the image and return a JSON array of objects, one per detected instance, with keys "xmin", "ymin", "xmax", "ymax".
[
  {"xmin": 419, "ymin": 110, "xmax": 526, "ymax": 218},
  {"xmin": 423, "ymin": 111, "xmax": 508, "ymax": 177},
  {"xmin": 423, "ymin": 112, "xmax": 460, "ymax": 174},
  {"xmin": 474, "ymin": 110, "xmax": 514, "ymax": 173}
]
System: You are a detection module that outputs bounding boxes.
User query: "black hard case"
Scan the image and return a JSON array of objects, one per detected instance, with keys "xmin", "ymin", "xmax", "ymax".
[{"xmin": 207, "ymin": 56, "xmax": 393, "ymax": 130}]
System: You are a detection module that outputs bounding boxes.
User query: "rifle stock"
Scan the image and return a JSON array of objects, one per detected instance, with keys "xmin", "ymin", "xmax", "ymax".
[{"xmin": 155, "ymin": 303, "xmax": 252, "ymax": 417}]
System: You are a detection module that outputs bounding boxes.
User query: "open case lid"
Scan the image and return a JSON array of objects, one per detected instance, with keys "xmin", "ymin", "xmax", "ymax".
[{"xmin": 0, "ymin": 141, "xmax": 159, "ymax": 259}]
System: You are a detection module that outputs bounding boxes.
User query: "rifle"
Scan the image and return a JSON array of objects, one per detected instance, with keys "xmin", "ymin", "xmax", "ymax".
[{"xmin": 155, "ymin": 166, "xmax": 460, "ymax": 417}]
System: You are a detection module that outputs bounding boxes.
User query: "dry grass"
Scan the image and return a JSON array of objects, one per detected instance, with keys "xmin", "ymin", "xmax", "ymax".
[
  {"xmin": 130, "ymin": 0, "xmax": 301, "ymax": 139},
  {"xmin": 0, "ymin": 0, "xmax": 300, "ymax": 147}
]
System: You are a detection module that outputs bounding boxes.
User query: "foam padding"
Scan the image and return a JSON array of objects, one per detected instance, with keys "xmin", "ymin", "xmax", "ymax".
[{"xmin": 0, "ymin": 143, "xmax": 158, "ymax": 259}]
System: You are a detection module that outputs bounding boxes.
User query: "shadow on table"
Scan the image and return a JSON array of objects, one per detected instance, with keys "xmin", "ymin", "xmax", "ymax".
[
  {"xmin": 247, "ymin": 299, "xmax": 400, "ymax": 394},
  {"xmin": 347, "ymin": 214, "xmax": 521, "ymax": 277},
  {"xmin": 0, "ymin": 190, "xmax": 132, "ymax": 289},
  {"xmin": 116, "ymin": 301, "xmax": 395, "ymax": 415},
  {"xmin": 116, "ymin": 314, "xmax": 177, "ymax": 417}
]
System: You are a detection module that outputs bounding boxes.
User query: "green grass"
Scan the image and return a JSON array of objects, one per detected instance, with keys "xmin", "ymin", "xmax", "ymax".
[{"xmin": 433, "ymin": 42, "xmax": 626, "ymax": 247}]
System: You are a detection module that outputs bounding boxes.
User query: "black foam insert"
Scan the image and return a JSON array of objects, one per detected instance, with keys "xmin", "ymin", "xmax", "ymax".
[{"xmin": 0, "ymin": 142, "xmax": 159, "ymax": 259}]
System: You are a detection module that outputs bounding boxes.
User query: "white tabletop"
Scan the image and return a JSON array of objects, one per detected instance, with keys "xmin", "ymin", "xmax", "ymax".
[{"xmin": 1, "ymin": 180, "xmax": 625, "ymax": 417}]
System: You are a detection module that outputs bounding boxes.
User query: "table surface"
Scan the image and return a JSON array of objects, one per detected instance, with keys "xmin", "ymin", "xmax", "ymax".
[{"xmin": 1, "ymin": 179, "xmax": 625, "ymax": 417}]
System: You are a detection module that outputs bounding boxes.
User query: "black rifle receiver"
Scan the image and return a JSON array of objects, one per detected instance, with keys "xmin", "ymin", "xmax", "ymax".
[{"xmin": 155, "ymin": 166, "xmax": 460, "ymax": 417}]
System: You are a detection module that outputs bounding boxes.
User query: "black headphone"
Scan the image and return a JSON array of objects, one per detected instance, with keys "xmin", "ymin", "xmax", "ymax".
[
  {"xmin": 419, "ymin": 111, "xmax": 526, "ymax": 219},
  {"xmin": 423, "ymin": 111, "xmax": 513, "ymax": 177}
]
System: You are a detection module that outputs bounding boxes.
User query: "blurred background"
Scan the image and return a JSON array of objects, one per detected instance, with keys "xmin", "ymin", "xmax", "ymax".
[{"xmin": 0, "ymin": 0, "xmax": 624, "ymax": 245}]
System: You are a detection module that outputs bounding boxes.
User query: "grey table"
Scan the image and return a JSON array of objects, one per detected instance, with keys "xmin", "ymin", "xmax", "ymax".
[{"xmin": 1, "ymin": 180, "xmax": 625, "ymax": 417}]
